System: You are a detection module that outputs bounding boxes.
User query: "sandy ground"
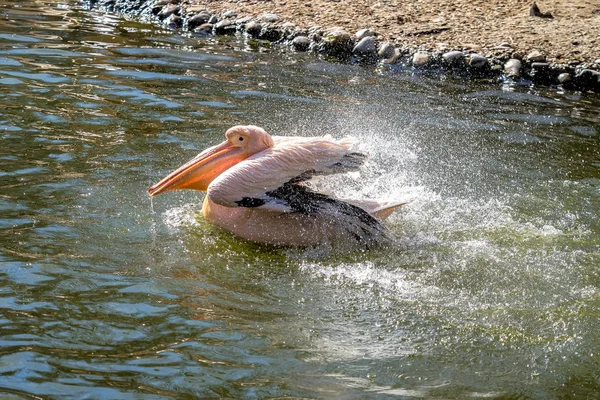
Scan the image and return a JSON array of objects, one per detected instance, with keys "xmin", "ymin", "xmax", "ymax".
[{"xmin": 186, "ymin": 0, "xmax": 600, "ymax": 64}]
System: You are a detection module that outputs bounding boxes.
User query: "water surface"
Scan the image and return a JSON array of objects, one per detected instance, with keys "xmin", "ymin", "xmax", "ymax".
[{"xmin": 0, "ymin": 1, "xmax": 599, "ymax": 398}]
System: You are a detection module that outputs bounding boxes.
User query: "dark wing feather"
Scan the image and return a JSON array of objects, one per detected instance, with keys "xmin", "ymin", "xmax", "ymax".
[{"xmin": 266, "ymin": 183, "xmax": 392, "ymax": 247}]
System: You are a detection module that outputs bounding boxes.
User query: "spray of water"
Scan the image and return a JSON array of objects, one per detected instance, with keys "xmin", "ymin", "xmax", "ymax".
[{"xmin": 151, "ymin": 81, "xmax": 600, "ymax": 395}]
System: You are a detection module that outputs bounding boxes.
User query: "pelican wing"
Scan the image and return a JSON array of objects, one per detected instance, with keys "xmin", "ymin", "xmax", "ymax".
[
  {"xmin": 255, "ymin": 182, "xmax": 393, "ymax": 247},
  {"xmin": 207, "ymin": 137, "xmax": 367, "ymax": 212}
]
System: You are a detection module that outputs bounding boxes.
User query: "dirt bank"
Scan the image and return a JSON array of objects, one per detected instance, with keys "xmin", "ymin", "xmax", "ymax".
[{"xmin": 188, "ymin": 0, "xmax": 599, "ymax": 65}]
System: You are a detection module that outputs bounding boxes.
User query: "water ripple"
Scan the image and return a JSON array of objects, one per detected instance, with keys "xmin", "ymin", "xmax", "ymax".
[{"xmin": 0, "ymin": 0, "xmax": 598, "ymax": 398}]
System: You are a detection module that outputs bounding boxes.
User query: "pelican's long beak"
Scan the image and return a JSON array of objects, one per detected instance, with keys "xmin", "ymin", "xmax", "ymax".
[{"xmin": 148, "ymin": 141, "xmax": 243, "ymax": 197}]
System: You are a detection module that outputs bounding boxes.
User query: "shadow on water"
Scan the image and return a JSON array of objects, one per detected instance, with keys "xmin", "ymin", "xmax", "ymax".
[{"xmin": 0, "ymin": 0, "xmax": 599, "ymax": 398}]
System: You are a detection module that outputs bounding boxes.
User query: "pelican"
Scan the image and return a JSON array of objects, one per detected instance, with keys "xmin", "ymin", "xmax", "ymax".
[{"xmin": 148, "ymin": 125, "xmax": 404, "ymax": 248}]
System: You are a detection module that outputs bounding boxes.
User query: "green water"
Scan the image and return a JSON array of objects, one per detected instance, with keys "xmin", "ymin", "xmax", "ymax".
[{"xmin": 0, "ymin": 1, "xmax": 599, "ymax": 398}]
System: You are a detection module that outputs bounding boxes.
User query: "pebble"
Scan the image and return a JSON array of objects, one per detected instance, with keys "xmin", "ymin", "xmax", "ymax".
[
  {"xmin": 208, "ymin": 15, "xmax": 218, "ymax": 24},
  {"xmin": 557, "ymin": 73, "xmax": 571, "ymax": 84},
  {"xmin": 164, "ymin": 14, "xmax": 182, "ymax": 29},
  {"xmin": 531, "ymin": 62, "xmax": 549, "ymax": 70},
  {"xmin": 214, "ymin": 19, "xmax": 236, "ymax": 35},
  {"xmin": 378, "ymin": 42, "xmax": 396, "ymax": 59},
  {"xmin": 412, "ymin": 52, "xmax": 431, "ymax": 67},
  {"xmin": 442, "ymin": 51, "xmax": 465, "ymax": 66},
  {"xmin": 529, "ymin": 62, "xmax": 550, "ymax": 80},
  {"xmin": 259, "ymin": 24, "xmax": 283, "ymax": 42},
  {"xmin": 222, "ymin": 10, "xmax": 237, "ymax": 19},
  {"xmin": 291, "ymin": 36, "xmax": 310, "ymax": 51},
  {"xmin": 469, "ymin": 53, "xmax": 488, "ymax": 69},
  {"xmin": 319, "ymin": 29, "xmax": 354, "ymax": 58},
  {"xmin": 187, "ymin": 12, "xmax": 210, "ymax": 30},
  {"xmin": 382, "ymin": 48, "xmax": 401, "ymax": 65},
  {"xmin": 245, "ymin": 21, "xmax": 262, "ymax": 38},
  {"xmin": 504, "ymin": 59, "xmax": 522, "ymax": 77},
  {"xmin": 355, "ymin": 28, "xmax": 375, "ymax": 40},
  {"xmin": 157, "ymin": 4, "xmax": 180, "ymax": 19},
  {"xmin": 308, "ymin": 31, "xmax": 321, "ymax": 42},
  {"xmin": 576, "ymin": 69, "xmax": 600, "ymax": 86},
  {"xmin": 193, "ymin": 23, "xmax": 213, "ymax": 37},
  {"xmin": 527, "ymin": 50, "xmax": 546, "ymax": 62},
  {"xmin": 285, "ymin": 28, "xmax": 306, "ymax": 41},
  {"xmin": 262, "ymin": 13, "xmax": 280, "ymax": 23},
  {"xmin": 236, "ymin": 16, "xmax": 253, "ymax": 26},
  {"xmin": 353, "ymin": 36, "xmax": 377, "ymax": 56},
  {"xmin": 325, "ymin": 28, "xmax": 351, "ymax": 42}
]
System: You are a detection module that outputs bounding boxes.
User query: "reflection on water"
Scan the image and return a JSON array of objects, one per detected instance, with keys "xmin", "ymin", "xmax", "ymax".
[{"xmin": 0, "ymin": 0, "xmax": 599, "ymax": 398}]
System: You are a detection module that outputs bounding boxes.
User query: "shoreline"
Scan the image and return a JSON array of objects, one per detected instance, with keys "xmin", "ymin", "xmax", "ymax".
[{"xmin": 88, "ymin": 0, "xmax": 600, "ymax": 92}]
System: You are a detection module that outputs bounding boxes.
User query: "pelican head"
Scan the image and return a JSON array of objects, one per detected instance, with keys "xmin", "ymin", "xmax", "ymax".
[{"xmin": 148, "ymin": 125, "xmax": 274, "ymax": 197}]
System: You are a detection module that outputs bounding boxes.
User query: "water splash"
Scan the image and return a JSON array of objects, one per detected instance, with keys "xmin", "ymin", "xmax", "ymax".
[{"xmin": 161, "ymin": 202, "xmax": 203, "ymax": 230}]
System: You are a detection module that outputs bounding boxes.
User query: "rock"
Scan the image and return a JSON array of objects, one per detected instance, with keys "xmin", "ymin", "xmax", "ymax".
[
  {"xmin": 262, "ymin": 13, "xmax": 280, "ymax": 23},
  {"xmin": 235, "ymin": 16, "xmax": 253, "ymax": 26},
  {"xmin": 245, "ymin": 21, "xmax": 262, "ymax": 38},
  {"xmin": 282, "ymin": 22, "xmax": 296, "ymax": 30},
  {"xmin": 412, "ymin": 52, "xmax": 431, "ymax": 67},
  {"xmin": 291, "ymin": 36, "xmax": 310, "ymax": 51},
  {"xmin": 187, "ymin": 12, "xmax": 210, "ymax": 30},
  {"xmin": 214, "ymin": 19, "xmax": 236, "ymax": 35},
  {"xmin": 557, "ymin": 73, "xmax": 571, "ymax": 84},
  {"xmin": 355, "ymin": 28, "xmax": 376, "ymax": 40},
  {"xmin": 527, "ymin": 50, "xmax": 546, "ymax": 62},
  {"xmin": 382, "ymin": 48, "xmax": 402, "ymax": 65},
  {"xmin": 531, "ymin": 62, "xmax": 549, "ymax": 70},
  {"xmin": 504, "ymin": 59, "xmax": 522, "ymax": 77},
  {"xmin": 353, "ymin": 36, "xmax": 377, "ymax": 56},
  {"xmin": 575, "ymin": 69, "xmax": 600, "ymax": 88},
  {"xmin": 259, "ymin": 24, "xmax": 283, "ymax": 42},
  {"xmin": 378, "ymin": 42, "xmax": 396, "ymax": 59},
  {"xmin": 222, "ymin": 10, "xmax": 237, "ymax": 19},
  {"xmin": 285, "ymin": 28, "xmax": 306, "ymax": 41},
  {"xmin": 469, "ymin": 54, "xmax": 488, "ymax": 69},
  {"xmin": 164, "ymin": 14, "xmax": 182, "ymax": 29},
  {"xmin": 208, "ymin": 15, "xmax": 218, "ymax": 24},
  {"xmin": 442, "ymin": 51, "xmax": 465, "ymax": 67},
  {"xmin": 318, "ymin": 28, "xmax": 354, "ymax": 59},
  {"xmin": 308, "ymin": 31, "xmax": 321, "ymax": 42},
  {"xmin": 157, "ymin": 4, "xmax": 180, "ymax": 19},
  {"xmin": 529, "ymin": 62, "xmax": 550, "ymax": 81},
  {"xmin": 192, "ymin": 23, "xmax": 213, "ymax": 37},
  {"xmin": 529, "ymin": 2, "xmax": 553, "ymax": 18}
]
